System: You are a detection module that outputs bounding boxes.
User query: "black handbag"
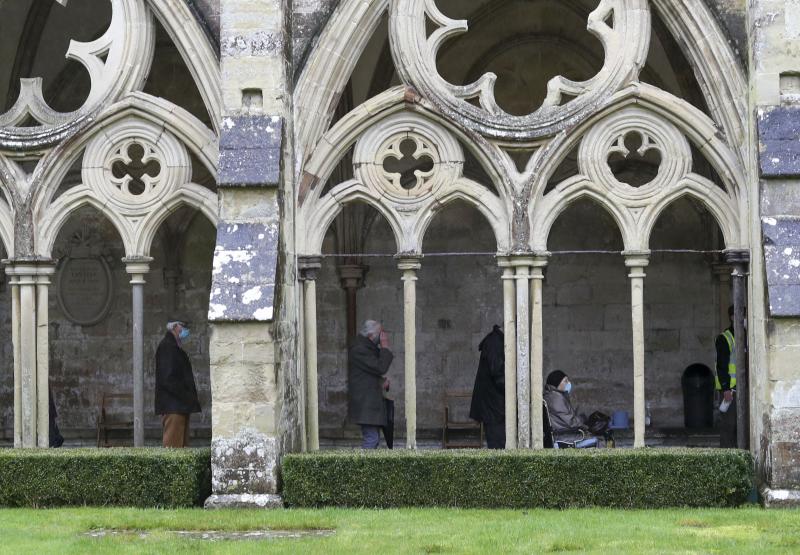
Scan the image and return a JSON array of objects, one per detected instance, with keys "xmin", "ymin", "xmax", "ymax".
[{"xmin": 586, "ymin": 411, "xmax": 611, "ymax": 436}]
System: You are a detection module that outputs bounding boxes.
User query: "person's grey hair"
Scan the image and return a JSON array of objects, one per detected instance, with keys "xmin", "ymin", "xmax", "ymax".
[
  {"xmin": 166, "ymin": 321, "xmax": 184, "ymax": 332},
  {"xmin": 359, "ymin": 320, "xmax": 381, "ymax": 339}
]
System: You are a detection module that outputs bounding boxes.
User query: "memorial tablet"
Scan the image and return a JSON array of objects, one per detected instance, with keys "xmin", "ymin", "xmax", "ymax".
[{"xmin": 56, "ymin": 255, "xmax": 114, "ymax": 325}]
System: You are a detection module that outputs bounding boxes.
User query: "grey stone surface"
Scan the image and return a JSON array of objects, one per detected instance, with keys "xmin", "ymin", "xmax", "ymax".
[
  {"xmin": 762, "ymin": 217, "xmax": 800, "ymax": 316},
  {"xmin": 204, "ymin": 493, "xmax": 284, "ymax": 509},
  {"xmin": 761, "ymin": 487, "xmax": 800, "ymax": 508},
  {"xmin": 758, "ymin": 107, "xmax": 800, "ymax": 177},
  {"xmin": 209, "ymin": 222, "xmax": 278, "ymax": 322},
  {"xmin": 292, "ymin": 0, "xmax": 339, "ymax": 70},
  {"xmin": 219, "ymin": 116, "xmax": 283, "ymax": 187},
  {"xmin": 210, "ymin": 429, "xmax": 280, "ymax": 495}
]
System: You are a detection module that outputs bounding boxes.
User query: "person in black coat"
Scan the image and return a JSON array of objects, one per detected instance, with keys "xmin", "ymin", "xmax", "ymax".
[
  {"xmin": 348, "ymin": 320, "xmax": 393, "ymax": 449},
  {"xmin": 470, "ymin": 325, "xmax": 505, "ymax": 449},
  {"xmin": 155, "ymin": 318, "xmax": 201, "ymax": 447}
]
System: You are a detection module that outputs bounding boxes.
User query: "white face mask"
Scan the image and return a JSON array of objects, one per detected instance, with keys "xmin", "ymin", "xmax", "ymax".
[{"xmin": 564, "ymin": 382, "xmax": 573, "ymax": 394}]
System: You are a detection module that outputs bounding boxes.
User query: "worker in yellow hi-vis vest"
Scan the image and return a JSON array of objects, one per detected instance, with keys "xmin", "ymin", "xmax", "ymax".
[{"xmin": 716, "ymin": 305, "xmax": 737, "ymax": 448}]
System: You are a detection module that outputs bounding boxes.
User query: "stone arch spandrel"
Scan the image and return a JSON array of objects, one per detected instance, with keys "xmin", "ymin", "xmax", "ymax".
[
  {"xmin": 300, "ymin": 90, "xmax": 511, "ymax": 212},
  {"xmin": 528, "ymin": 85, "xmax": 746, "ymax": 205},
  {"xmin": 650, "ymin": 0, "xmax": 747, "ymax": 147},
  {"xmin": 31, "ymin": 93, "xmax": 217, "ymax": 223},
  {"xmin": 294, "ymin": 0, "xmax": 389, "ymax": 166},
  {"xmin": 147, "ymin": 0, "xmax": 222, "ymax": 134}
]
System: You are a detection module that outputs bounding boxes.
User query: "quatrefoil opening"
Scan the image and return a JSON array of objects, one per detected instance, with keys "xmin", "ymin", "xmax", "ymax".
[
  {"xmin": 382, "ymin": 138, "xmax": 435, "ymax": 190},
  {"xmin": 607, "ymin": 132, "xmax": 662, "ymax": 188},
  {"xmin": 111, "ymin": 142, "xmax": 161, "ymax": 196}
]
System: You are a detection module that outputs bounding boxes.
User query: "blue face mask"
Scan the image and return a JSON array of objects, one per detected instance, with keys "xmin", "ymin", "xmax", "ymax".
[
  {"xmin": 564, "ymin": 382, "xmax": 572, "ymax": 394},
  {"xmin": 179, "ymin": 328, "xmax": 190, "ymax": 341}
]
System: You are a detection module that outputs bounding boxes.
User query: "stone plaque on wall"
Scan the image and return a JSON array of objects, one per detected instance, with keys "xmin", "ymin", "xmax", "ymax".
[{"xmin": 56, "ymin": 255, "xmax": 114, "ymax": 326}]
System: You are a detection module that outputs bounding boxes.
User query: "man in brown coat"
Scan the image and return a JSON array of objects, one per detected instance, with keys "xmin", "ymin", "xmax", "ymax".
[{"xmin": 348, "ymin": 320, "xmax": 393, "ymax": 449}]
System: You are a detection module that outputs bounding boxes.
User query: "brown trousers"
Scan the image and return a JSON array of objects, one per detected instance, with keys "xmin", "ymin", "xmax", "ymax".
[{"xmin": 161, "ymin": 413, "xmax": 190, "ymax": 448}]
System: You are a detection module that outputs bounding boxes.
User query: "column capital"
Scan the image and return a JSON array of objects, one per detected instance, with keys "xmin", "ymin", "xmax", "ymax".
[
  {"xmin": 337, "ymin": 263, "xmax": 367, "ymax": 289},
  {"xmin": 123, "ymin": 256, "xmax": 153, "ymax": 284},
  {"xmin": 3, "ymin": 258, "xmax": 56, "ymax": 278},
  {"xmin": 623, "ymin": 250, "xmax": 651, "ymax": 268},
  {"xmin": 724, "ymin": 249, "xmax": 750, "ymax": 268},
  {"xmin": 396, "ymin": 254, "xmax": 422, "ymax": 272},
  {"xmin": 299, "ymin": 255, "xmax": 322, "ymax": 281}
]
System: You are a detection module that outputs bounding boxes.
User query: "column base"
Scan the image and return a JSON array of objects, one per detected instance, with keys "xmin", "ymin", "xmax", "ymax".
[
  {"xmin": 761, "ymin": 487, "xmax": 800, "ymax": 508},
  {"xmin": 210, "ymin": 429, "xmax": 280, "ymax": 498},
  {"xmin": 204, "ymin": 493, "xmax": 283, "ymax": 509}
]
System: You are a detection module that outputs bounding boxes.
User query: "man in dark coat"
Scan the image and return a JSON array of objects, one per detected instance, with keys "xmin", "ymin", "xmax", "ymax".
[
  {"xmin": 470, "ymin": 325, "xmax": 505, "ymax": 449},
  {"xmin": 155, "ymin": 318, "xmax": 201, "ymax": 447},
  {"xmin": 348, "ymin": 320, "xmax": 393, "ymax": 449}
]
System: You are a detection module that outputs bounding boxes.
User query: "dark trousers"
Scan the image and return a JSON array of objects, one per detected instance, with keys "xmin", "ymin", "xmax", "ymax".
[
  {"xmin": 720, "ymin": 395, "xmax": 737, "ymax": 448},
  {"xmin": 485, "ymin": 421, "xmax": 506, "ymax": 449},
  {"xmin": 360, "ymin": 425, "xmax": 380, "ymax": 449}
]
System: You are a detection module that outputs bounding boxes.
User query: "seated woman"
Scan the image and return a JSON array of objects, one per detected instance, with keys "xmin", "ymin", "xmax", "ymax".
[{"xmin": 544, "ymin": 370, "xmax": 588, "ymax": 443}]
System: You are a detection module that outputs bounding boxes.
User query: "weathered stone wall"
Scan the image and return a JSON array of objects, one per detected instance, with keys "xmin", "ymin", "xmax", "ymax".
[{"xmin": 750, "ymin": 0, "xmax": 800, "ymax": 499}]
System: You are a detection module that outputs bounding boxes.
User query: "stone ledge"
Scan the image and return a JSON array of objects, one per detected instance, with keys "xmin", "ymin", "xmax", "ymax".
[
  {"xmin": 761, "ymin": 487, "xmax": 800, "ymax": 508},
  {"xmin": 204, "ymin": 493, "xmax": 283, "ymax": 509}
]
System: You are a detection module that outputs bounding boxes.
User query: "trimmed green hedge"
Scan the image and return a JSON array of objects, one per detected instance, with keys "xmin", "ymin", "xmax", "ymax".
[
  {"xmin": 283, "ymin": 448, "xmax": 753, "ymax": 509},
  {"xmin": 0, "ymin": 448, "xmax": 211, "ymax": 508}
]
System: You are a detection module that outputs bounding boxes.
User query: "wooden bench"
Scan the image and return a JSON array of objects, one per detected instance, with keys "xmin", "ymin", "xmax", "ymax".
[
  {"xmin": 442, "ymin": 391, "xmax": 483, "ymax": 449},
  {"xmin": 96, "ymin": 393, "xmax": 134, "ymax": 447}
]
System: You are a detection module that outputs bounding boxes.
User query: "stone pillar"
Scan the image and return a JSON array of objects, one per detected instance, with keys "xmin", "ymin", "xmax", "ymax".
[
  {"xmin": 530, "ymin": 254, "xmax": 549, "ymax": 449},
  {"xmin": 625, "ymin": 252, "xmax": 649, "ymax": 448},
  {"xmin": 10, "ymin": 272, "xmax": 20, "ymax": 447},
  {"xmin": 35, "ymin": 266, "xmax": 55, "ymax": 448},
  {"xmin": 4, "ymin": 261, "xmax": 55, "ymax": 448},
  {"xmin": 511, "ymin": 256, "xmax": 534, "ymax": 449},
  {"xmin": 398, "ymin": 256, "xmax": 421, "ymax": 449},
  {"xmin": 299, "ymin": 257, "xmax": 321, "ymax": 451},
  {"xmin": 498, "ymin": 258, "xmax": 517, "ymax": 449},
  {"xmin": 206, "ymin": 0, "xmax": 292, "ymax": 509},
  {"xmin": 726, "ymin": 250, "xmax": 750, "ymax": 450},
  {"xmin": 124, "ymin": 258, "xmax": 152, "ymax": 447}
]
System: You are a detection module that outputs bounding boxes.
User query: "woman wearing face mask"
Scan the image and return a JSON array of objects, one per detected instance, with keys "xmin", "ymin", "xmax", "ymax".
[{"xmin": 543, "ymin": 370, "xmax": 587, "ymax": 437}]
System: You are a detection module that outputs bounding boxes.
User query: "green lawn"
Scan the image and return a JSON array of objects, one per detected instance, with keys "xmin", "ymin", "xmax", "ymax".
[{"xmin": 1, "ymin": 506, "xmax": 799, "ymax": 554}]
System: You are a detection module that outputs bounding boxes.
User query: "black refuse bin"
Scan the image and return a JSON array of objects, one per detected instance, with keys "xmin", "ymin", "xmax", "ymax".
[{"xmin": 682, "ymin": 363, "xmax": 714, "ymax": 428}]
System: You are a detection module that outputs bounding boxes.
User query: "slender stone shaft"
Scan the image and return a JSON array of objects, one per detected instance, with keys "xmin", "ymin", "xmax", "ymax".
[
  {"xmin": 530, "ymin": 256, "xmax": 548, "ymax": 449},
  {"xmin": 625, "ymin": 253, "xmax": 649, "ymax": 448},
  {"xmin": 125, "ymin": 259, "xmax": 151, "ymax": 448},
  {"xmin": 304, "ymin": 277, "xmax": 319, "ymax": 451},
  {"xmin": 500, "ymin": 261, "xmax": 517, "ymax": 449},
  {"xmin": 512, "ymin": 258, "xmax": 533, "ymax": 449},
  {"xmin": 399, "ymin": 257, "xmax": 421, "ymax": 449}
]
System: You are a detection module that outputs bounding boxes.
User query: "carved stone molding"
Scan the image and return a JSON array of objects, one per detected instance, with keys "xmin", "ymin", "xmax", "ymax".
[{"xmin": 390, "ymin": 0, "xmax": 651, "ymax": 140}]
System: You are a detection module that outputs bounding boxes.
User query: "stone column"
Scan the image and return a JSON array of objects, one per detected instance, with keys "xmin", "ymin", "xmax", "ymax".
[
  {"xmin": 35, "ymin": 266, "xmax": 55, "ymax": 448},
  {"xmin": 9, "ymin": 272, "xmax": 20, "ymax": 447},
  {"xmin": 398, "ymin": 256, "xmax": 421, "ymax": 449},
  {"xmin": 498, "ymin": 258, "xmax": 517, "ymax": 449},
  {"xmin": 4, "ymin": 260, "xmax": 54, "ymax": 448},
  {"xmin": 124, "ymin": 257, "xmax": 152, "ymax": 448},
  {"xmin": 206, "ymin": 0, "xmax": 291, "ymax": 509},
  {"xmin": 726, "ymin": 250, "xmax": 750, "ymax": 450},
  {"xmin": 299, "ymin": 257, "xmax": 321, "ymax": 451},
  {"xmin": 511, "ymin": 256, "xmax": 534, "ymax": 449},
  {"xmin": 625, "ymin": 252, "xmax": 650, "ymax": 448},
  {"xmin": 530, "ymin": 254, "xmax": 549, "ymax": 449}
]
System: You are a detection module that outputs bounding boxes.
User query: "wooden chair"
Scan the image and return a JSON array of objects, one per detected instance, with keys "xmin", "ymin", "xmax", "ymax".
[
  {"xmin": 96, "ymin": 393, "xmax": 134, "ymax": 447},
  {"xmin": 442, "ymin": 391, "xmax": 484, "ymax": 449}
]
